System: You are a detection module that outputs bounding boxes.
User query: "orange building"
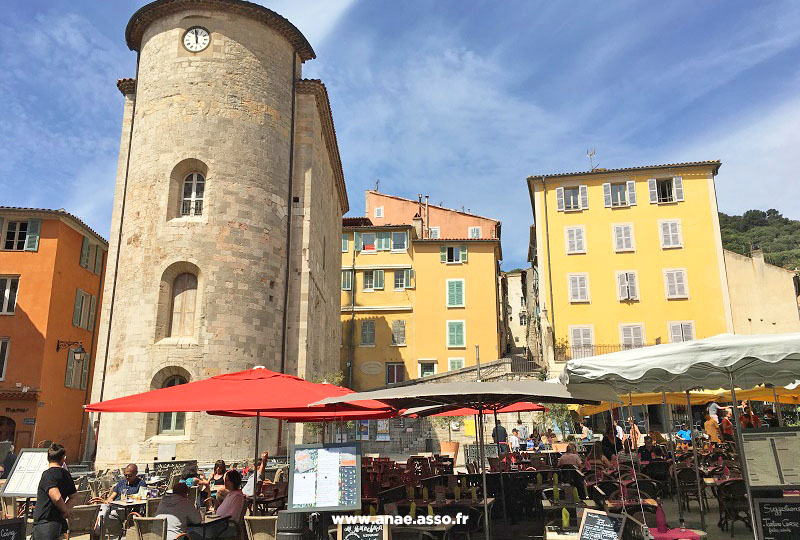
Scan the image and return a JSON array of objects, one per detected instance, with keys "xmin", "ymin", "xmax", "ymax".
[{"xmin": 0, "ymin": 207, "xmax": 107, "ymax": 461}]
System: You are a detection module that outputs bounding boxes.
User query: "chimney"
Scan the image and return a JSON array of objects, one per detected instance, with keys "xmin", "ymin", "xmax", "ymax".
[{"xmin": 412, "ymin": 215, "xmax": 423, "ymax": 239}]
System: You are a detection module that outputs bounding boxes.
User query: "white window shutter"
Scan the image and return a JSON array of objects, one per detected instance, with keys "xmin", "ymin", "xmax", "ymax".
[
  {"xmin": 556, "ymin": 187, "xmax": 565, "ymax": 212},
  {"xmin": 626, "ymin": 181, "xmax": 637, "ymax": 205},
  {"xmin": 682, "ymin": 322, "xmax": 693, "ymax": 340},
  {"xmin": 566, "ymin": 228, "xmax": 575, "ymax": 253},
  {"xmin": 675, "ymin": 222, "xmax": 682, "ymax": 246},
  {"xmin": 375, "ymin": 270, "xmax": 384, "ymax": 289},
  {"xmin": 579, "ymin": 185, "xmax": 589, "ymax": 209},
  {"xmin": 25, "ymin": 219, "xmax": 41, "ymax": 252},
  {"xmin": 571, "ymin": 327, "xmax": 582, "ymax": 346},
  {"xmin": 670, "ymin": 323, "xmax": 683, "ymax": 343},
  {"xmin": 576, "ymin": 228, "xmax": 584, "ymax": 252},
  {"xmin": 569, "ymin": 276, "xmax": 578, "ymax": 301},
  {"xmin": 676, "ymin": 270, "xmax": 687, "ymax": 296},
  {"xmin": 660, "ymin": 222, "xmax": 670, "ymax": 247},
  {"xmin": 603, "ymin": 183, "xmax": 612, "ymax": 208},
  {"xmin": 673, "ymin": 176, "xmax": 684, "ymax": 201},
  {"xmin": 614, "ymin": 226, "xmax": 624, "ymax": 251},
  {"xmin": 617, "ymin": 272, "xmax": 628, "ymax": 300},
  {"xmin": 648, "ymin": 179, "xmax": 658, "ymax": 204},
  {"xmin": 627, "ymin": 272, "xmax": 638, "ymax": 300}
]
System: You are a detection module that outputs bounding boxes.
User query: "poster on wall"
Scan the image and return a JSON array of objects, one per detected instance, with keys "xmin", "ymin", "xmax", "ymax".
[
  {"xmin": 335, "ymin": 429, "xmax": 347, "ymax": 443},
  {"xmin": 358, "ymin": 420, "xmax": 370, "ymax": 441},
  {"xmin": 376, "ymin": 420, "xmax": 390, "ymax": 441}
]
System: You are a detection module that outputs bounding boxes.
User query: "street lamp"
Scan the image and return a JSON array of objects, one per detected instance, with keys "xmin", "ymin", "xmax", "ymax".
[{"xmin": 56, "ymin": 341, "xmax": 86, "ymax": 361}]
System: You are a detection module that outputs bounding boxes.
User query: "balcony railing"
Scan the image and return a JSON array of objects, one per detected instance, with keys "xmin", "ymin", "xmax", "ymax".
[{"xmin": 554, "ymin": 343, "xmax": 651, "ymax": 363}]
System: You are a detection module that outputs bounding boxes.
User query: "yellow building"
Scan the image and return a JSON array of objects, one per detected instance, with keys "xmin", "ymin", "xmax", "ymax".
[
  {"xmin": 527, "ymin": 161, "xmax": 732, "ymax": 370},
  {"xmin": 341, "ymin": 196, "xmax": 503, "ymax": 391}
]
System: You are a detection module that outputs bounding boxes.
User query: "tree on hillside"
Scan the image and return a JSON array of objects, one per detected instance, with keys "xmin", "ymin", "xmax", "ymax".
[{"xmin": 719, "ymin": 209, "xmax": 800, "ymax": 270}]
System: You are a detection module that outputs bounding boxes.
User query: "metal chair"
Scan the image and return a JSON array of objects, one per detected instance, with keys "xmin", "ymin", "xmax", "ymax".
[
  {"xmin": 676, "ymin": 467, "xmax": 707, "ymax": 512},
  {"xmin": 73, "ymin": 490, "xmax": 92, "ymax": 506},
  {"xmin": 67, "ymin": 504, "xmax": 101, "ymax": 540},
  {"xmin": 146, "ymin": 497, "xmax": 162, "ymax": 517},
  {"xmin": 717, "ymin": 479, "xmax": 751, "ymax": 536},
  {"xmin": 132, "ymin": 517, "xmax": 167, "ymax": 540},
  {"xmin": 244, "ymin": 516, "xmax": 277, "ymax": 540}
]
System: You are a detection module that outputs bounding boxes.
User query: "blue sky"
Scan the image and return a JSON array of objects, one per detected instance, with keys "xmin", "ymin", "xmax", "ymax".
[{"xmin": 2, "ymin": 1, "xmax": 800, "ymax": 269}]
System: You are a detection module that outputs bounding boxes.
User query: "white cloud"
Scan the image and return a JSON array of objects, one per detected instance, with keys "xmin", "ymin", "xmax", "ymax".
[{"xmin": 257, "ymin": 0, "xmax": 357, "ymax": 49}]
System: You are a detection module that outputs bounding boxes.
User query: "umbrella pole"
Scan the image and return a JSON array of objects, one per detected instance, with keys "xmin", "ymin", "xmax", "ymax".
[
  {"xmin": 254, "ymin": 411, "xmax": 260, "ymax": 516},
  {"xmin": 685, "ymin": 390, "xmax": 706, "ymax": 530},
  {"xmin": 773, "ymin": 386, "xmax": 783, "ymax": 427},
  {"xmin": 476, "ymin": 410, "xmax": 491, "ymax": 539},
  {"xmin": 662, "ymin": 391, "xmax": 685, "ymax": 527},
  {"xmin": 728, "ymin": 375, "xmax": 758, "ymax": 540},
  {"xmin": 493, "ymin": 409, "xmax": 509, "ymax": 524}
]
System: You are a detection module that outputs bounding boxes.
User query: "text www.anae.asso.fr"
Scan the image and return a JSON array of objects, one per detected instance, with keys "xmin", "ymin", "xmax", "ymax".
[{"xmin": 331, "ymin": 514, "xmax": 469, "ymax": 526}]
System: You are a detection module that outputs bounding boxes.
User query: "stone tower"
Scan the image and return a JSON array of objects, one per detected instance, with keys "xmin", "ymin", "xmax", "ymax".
[{"xmin": 90, "ymin": 0, "xmax": 348, "ymax": 467}]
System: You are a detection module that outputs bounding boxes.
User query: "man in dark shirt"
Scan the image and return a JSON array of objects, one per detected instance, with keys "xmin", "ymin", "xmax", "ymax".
[
  {"xmin": 491, "ymin": 420, "xmax": 507, "ymax": 451},
  {"xmin": 1, "ymin": 445, "xmax": 17, "ymax": 479},
  {"xmin": 637, "ymin": 436, "xmax": 661, "ymax": 463},
  {"xmin": 33, "ymin": 443, "xmax": 77, "ymax": 540},
  {"xmin": 98, "ymin": 464, "xmax": 147, "ymax": 534}
]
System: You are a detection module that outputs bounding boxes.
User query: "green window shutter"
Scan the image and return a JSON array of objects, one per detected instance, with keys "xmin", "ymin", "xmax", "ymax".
[
  {"xmin": 80, "ymin": 237, "xmax": 90, "ymax": 267},
  {"xmin": 448, "ymin": 322, "xmax": 456, "ymax": 346},
  {"xmin": 72, "ymin": 290, "xmax": 83, "ymax": 327},
  {"xmin": 354, "ymin": 232, "xmax": 361, "ymax": 252},
  {"xmin": 440, "ymin": 246, "xmax": 447, "ymax": 262},
  {"xmin": 80, "ymin": 353, "xmax": 90, "ymax": 390},
  {"xmin": 25, "ymin": 219, "xmax": 41, "ymax": 251},
  {"xmin": 65, "ymin": 349, "xmax": 75, "ymax": 387},
  {"xmin": 88, "ymin": 296, "xmax": 97, "ymax": 331},
  {"xmin": 456, "ymin": 322, "xmax": 464, "ymax": 346},
  {"xmin": 460, "ymin": 245, "xmax": 468, "ymax": 262},
  {"xmin": 455, "ymin": 281, "xmax": 464, "ymax": 306},
  {"xmin": 341, "ymin": 234, "xmax": 348, "ymax": 252},
  {"xmin": 94, "ymin": 248, "xmax": 104, "ymax": 274},
  {"xmin": 375, "ymin": 270, "xmax": 384, "ymax": 289}
]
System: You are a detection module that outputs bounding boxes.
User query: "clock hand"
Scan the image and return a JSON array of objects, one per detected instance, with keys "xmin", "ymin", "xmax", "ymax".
[{"xmin": 194, "ymin": 29, "xmax": 198, "ymax": 43}]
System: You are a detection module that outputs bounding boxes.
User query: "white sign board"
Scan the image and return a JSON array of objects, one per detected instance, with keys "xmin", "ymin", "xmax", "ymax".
[
  {"xmin": 2, "ymin": 449, "xmax": 49, "ymax": 497},
  {"xmin": 741, "ymin": 428, "xmax": 800, "ymax": 488}
]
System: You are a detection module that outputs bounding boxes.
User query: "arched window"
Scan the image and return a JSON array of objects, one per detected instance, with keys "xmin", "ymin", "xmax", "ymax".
[
  {"xmin": 170, "ymin": 273, "xmax": 197, "ymax": 337},
  {"xmin": 181, "ymin": 172, "xmax": 205, "ymax": 216},
  {"xmin": 158, "ymin": 375, "xmax": 187, "ymax": 434}
]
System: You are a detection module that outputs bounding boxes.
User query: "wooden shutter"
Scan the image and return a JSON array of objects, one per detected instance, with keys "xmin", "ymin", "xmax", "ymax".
[
  {"xmin": 0, "ymin": 218, "xmax": 3, "ymax": 242},
  {"xmin": 94, "ymin": 248, "xmax": 104, "ymax": 274},
  {"xmin": 614, "ymin": 226, "xmax": 625, "ymax": 251},
  {"xmin": 460, "ymin": 245, "xmax": 468, "ymax": 262},
  {"xmin": 626, "ymin": 181, "xmax": 637, "ymax": 205},
  {"xmin": 617, "ymin": 273, "xmax": 628, "ymax": 300},
  {"xmin": 674, "ymin": 222, "xmax": 682, "ymax": 246},
  {"xmin": 675, "ymin": 270, "xmax": 687, "ymax": 297},
  {"xmin": 65, "ymin": 349, "xmax": 75, "ymax": 387},
  {"xmin": 673, "ymin": 176, "xmax": 684, "ymax": 201},
  {"xmin": 375, "ymin": 270, "xmax": 384, "ymax": 289},
  {"xmin": 660, "ymin": 222, "xmax": 671, "ymax": 247},
  {"xmin": 602, "ymin": 183, "xmax": 612, "ymax": 207},
  {"xmin": 455, "ymin": 322, "xmax": 464, "ymax": 346},
  {"xmin": 455, "ymin": 281, "xmax": 464, "ymax": 306},
  {"xmin": 341, "ymin": 234, "xmax": 348, "ymax": 252},
  {"xmin": 406, "ymin": 269, "xmax": 415, "ymax": 288},
  {"xmin": 72, "ymin": 289, "xmax": 83, "ymax": 327},
  {"xmin": 566, "ymin": 228, "xmax": 576, "ymax": 253},
  {"xmin": 448, "ymin": 322, "xmax": 456, "ymax": 346},
  {"xmin": 682, "ymin": 322, "xmax": 693, "ymax": 340},
  {"xmin": 354, "ymin": 232, "xmax": 361, "ymax": 252},
  {"xmin": 25, "ymin": 219, "xmax": 41, "ymax": 251},
  {"xmin": 440, "ymin": 246, "xmax": 447, "ymax": 262},
  {"xmin": 88, "ymin": 296, "xmax": 97, "ymax": 331},
  {"xmin": 648, "ymin": 179, "xmax": 658, "ymax": 204},
  {"xmin": 447, "ymin": 281, "xmax": 456, "ymax": 306},
  {"xmin": 665, "ymin": 272, "xmax": 676, "ymax": 298},
  {"xmin": 670, "ymin": 323, "xmax": 683, "ymax": 343},
  {"xmin": 80, "ymin": 352, "xmax": 90, "ymax": 389},
  {"xmin": 579, "ymin": 185, "xmax": 589, "ymax": 209},
  {"xmin": 556, "ymin": 187, "xmax": 565, "ymax": 212},
  {"xmin": 80, "ymin": 237, "xmax": 90, "ymax": 267}
]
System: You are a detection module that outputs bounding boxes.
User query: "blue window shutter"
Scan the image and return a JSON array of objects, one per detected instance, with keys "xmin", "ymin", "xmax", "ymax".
[
  {"xmin": 80, "ymin": 237, "xmax": 90, "ymax": 267},
  {"xmin": 72, "ymin": 290, "xmax": 83, "ymax": 327},
  {"xmin": 65, "ymin": 349, "xmax": 75, "ymax": 387},
  {"xmin": 25, "ymin": 219, "xmax": 41, "ymax": 251},
  {"xmin": 88, "ymin": 296, "xmax": 97, "ymax": 331}
]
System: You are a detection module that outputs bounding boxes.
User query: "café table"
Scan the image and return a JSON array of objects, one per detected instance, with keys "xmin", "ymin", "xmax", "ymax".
[
  {"xmin": 648, "ymin": 527, "xmax": 707, "ymax": 540},
  {"xmin": 604, "ymin": 497, "xmax": 658, "ymax": 513},
  {"xmin": 544, "ymin": 526, "xmax": 579, "ymax": 540},
  {"xmin": 109, "ymin": 498, "xmax": 148, "ymax": 540}
]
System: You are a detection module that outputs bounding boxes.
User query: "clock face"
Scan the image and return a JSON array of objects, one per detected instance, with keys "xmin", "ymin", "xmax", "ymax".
[{"xmin": 183, "ymin": 26, "xmax": 210, "ymax": 52}]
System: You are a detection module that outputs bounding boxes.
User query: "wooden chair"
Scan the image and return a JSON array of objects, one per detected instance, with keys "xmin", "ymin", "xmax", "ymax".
[
  {"xmin": 67, "ymin": 504, "xmax": 101, "ymax": 540},
  {"xmin": 244, "ymin": 516, "xmax": 278, "ymax": 540},
  {"xmin": 0, "ymin": 496, "xmax": 21, "ymax": 518}
]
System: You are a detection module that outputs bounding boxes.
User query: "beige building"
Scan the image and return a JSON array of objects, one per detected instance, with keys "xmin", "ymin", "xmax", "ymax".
[
  {"xmin": 724, "ymin": 248, "xmax": 800, "ymax": 334},
  {"xmin": 91, "ymin": 0, "xmax": 348, "ymax": 467}
]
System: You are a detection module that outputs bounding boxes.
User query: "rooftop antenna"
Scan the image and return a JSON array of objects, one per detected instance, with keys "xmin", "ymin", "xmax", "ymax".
[
  {"xmin": 587, "ymin": 149, "xmax": 597, "ymax": 171},
  {"xmin": 375, "ymin": 178, "xmax": 380, "ymax": 192}
]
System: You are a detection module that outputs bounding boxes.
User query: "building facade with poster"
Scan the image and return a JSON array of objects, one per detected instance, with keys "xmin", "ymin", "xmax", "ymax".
[
  {"xmin": 0, "ymin": 207, "xmax": 107, "ymax": 460},
  {"xmin": 91, "ymin": 0, "xmax": 348, "ymax": 467}
]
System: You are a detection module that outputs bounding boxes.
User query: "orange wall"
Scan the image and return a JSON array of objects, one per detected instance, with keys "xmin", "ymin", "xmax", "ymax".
[
  {"xmin": 0, "ymin": 217, "xmax": 105, "ymax": 460},
  {"xmin": 365, "ymin": 191, "xmax": 500, "ymax": 239}
]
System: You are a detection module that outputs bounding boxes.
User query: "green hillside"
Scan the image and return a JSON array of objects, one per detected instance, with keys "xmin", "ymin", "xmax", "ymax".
[{"xmin": 719, "ymin": 209, "xmax": 800, "ymax": 270}]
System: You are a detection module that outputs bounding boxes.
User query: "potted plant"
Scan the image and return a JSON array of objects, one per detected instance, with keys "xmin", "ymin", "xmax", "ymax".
[{"xmin": 432, "ymin": 416, "xmax": 463, "ymax": 457}]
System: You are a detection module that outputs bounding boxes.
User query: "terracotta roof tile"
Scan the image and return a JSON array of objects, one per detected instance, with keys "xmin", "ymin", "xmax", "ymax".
[
  {"xmin": 0, "ymin": 207, "xmax": 108, "ymax": 245},
  {"xmin": 528, "ymin": 160, "xmax": 721, "ymax": 180}
]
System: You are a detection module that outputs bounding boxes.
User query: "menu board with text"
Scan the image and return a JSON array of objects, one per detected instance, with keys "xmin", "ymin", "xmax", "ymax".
[
  {"xmin": 2, "ymin": 449, "xmax": 49, "ymax": 498},
  {"xmin": 287, "ymin": 443, "xmax": 361, "ymax": 512},
  {"xmin": 741, "ymin": 428, "xmax": 800, "ymax": 488}
]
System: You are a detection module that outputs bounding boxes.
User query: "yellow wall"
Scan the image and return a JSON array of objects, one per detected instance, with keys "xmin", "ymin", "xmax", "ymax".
[
  {"xmin": 340, "ymin": 228, "xmax": 501, "ymax": 390},
  {"xmin": 530, "ymin": 164, "xmax": 731, "ymax": 359}
]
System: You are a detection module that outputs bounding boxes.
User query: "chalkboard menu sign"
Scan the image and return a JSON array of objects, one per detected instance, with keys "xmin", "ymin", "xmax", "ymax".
[
  {"xmin": 754, "ymin": 498, "xmax": 800, "ymax": 540},
  {"xmin": 0, "ymin": 518, "xmax": 26, "ymax": 540},
  {"xmin": 336, "ymin": 518, "xmax": 390, "ymax": 540},
  {"xmin": 578, "ymin": 509, "xmax": 625, "ymax": 540}
]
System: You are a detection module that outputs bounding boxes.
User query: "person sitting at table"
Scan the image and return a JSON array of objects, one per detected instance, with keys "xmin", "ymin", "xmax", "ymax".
[
  {"xmin": 525, "ymin": 434, "xmax": 537, "ymax": 451},
  {"xmin": 587, "ymin": 443, "xmax": 612, "ymax": 469},
  {"xmin": 199, "ymin": 460, "xmax": 226, "ymax": 499},
  {"xmin": 579, "ymin": 421, "xmax": 592, "ymax": 441},
  {"xmin": 601, "ymin": 426, "xmax": 619, "ymax": 461},
  {"xmin": 676, "ymin": 423, "xmax": 692, "ymax": 444},
  {"xmin": 637, "ymin": 436, "xmax": 661, "ymax": 463},
  {"xmin": 557, "ymin": 443, "xmax": 583, "ymax": 468},
  {"xmin": 740, "ymin": 406, "xmax": 762, "ymax": 429},
  {"xmin": 763, "ymin": 408, "xmax": 780, "ymax": 428},
  {"xmin": 181, "ymin": 463, "xmax": 202, "ymax": 488},
  {"xmin": 720, "ymin": 410, "xmax": 735, "ymax": 442},
  {"xmin": 242, "ymin": 453, "xmax": 272, "ymax": 497},
  {"xmin": 96, "ymin": 463, "xmax": 148, "ymax": 534},
  {"xmin": 156, "ymin": 482, "xmax": 201, "ymax": 540},
  {"xmin": 211, "ymin": 471, "xmax": 245, "ymax": 536},
  {"xmin": 545, "ymin": 428, "xmax": 558, "ymax": 446}
]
